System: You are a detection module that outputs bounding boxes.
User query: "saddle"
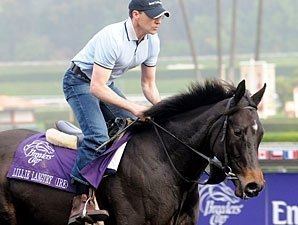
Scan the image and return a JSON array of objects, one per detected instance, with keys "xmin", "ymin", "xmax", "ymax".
[{"xmin": 46, "ymin": 117, "xmax": 130, "ymax": 150}]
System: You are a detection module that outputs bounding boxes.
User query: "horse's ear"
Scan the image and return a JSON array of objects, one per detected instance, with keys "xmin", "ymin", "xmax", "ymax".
[
  {"xmin": 234, "ymin": 80, "xmax": 246, "ymax": 105},
  {"xmin": 251, "ymin": 83, "xmax": 266, "ymax": 106}
]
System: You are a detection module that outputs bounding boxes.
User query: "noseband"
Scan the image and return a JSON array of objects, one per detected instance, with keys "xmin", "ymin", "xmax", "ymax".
[{"xmin": 148, "ymin": 96, "xmax": 258, "ymax": 185}]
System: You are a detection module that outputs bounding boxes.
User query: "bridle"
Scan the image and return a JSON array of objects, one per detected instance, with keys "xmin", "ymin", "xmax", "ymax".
[
  {"xmin": 147, "ymin": 96, "xmax": 258, "ymax": 185},
  {"xmin": 207, "ymin": 97, "xmax": 258, "ymax": 183}
]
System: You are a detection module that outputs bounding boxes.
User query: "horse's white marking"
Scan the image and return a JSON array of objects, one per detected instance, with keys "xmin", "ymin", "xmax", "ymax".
[{"xmin": 252, "ymin": 120, "xmax": 258, "ymax": 131}]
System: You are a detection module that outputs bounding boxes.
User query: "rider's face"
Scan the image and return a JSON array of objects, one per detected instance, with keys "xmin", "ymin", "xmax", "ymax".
[{"xmin": 134, "ymin": 11, "xmax": 164, "ymax": 35}]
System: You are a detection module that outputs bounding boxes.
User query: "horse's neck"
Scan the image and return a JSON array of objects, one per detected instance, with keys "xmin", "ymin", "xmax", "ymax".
[
  {"xmin": 159, "ymin": 100, "xmax": 228, "ymax": 182},
  {"xmin": 167, "ymin": 103, "xmax": 222, "ymax": 146},
  {"xmin": 158, "ymin": 105, "xmax": 217, "ymax": 181}
]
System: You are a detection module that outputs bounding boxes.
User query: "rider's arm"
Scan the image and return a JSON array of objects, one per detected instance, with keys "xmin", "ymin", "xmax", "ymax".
[
  {"xmin": 141, "ymin": 64, "xmax": 161, "ymax": 105},
  {"xmin": 90, "ymin": 64, "xmax": 148, "ymax": 118}
]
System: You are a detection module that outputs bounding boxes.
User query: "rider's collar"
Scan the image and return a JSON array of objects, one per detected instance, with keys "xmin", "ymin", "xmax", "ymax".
[{"xmin": 125, "ymin": 18, "xmax": 149, "ymax": 42}]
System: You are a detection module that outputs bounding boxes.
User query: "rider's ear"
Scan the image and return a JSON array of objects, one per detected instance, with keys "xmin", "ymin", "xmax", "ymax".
[
  {"xmin": 251, "ymin": 83, "xmax": 266, "ymax": 106},
  {"xmin": 234, "ymin": 80, "xmax": 246, "ymax": 105}
]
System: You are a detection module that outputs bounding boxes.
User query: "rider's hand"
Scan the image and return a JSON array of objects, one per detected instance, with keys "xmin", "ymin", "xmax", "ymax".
[{"xmin": 131, "ymin": 104, "xmax": 149, "ymax": 121}]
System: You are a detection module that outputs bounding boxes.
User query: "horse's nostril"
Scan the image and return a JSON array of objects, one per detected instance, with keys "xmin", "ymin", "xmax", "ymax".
[
  {"xmin": 247, "ymin": 182, "xmax": 258, "ymax": 191},
  {"xmin": 245, "ymin": 182, "xmax": 260, "ymax": 197}
]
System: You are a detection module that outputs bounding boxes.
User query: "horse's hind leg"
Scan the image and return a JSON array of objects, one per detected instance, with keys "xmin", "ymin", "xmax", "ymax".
[{"xmin": 0, "ymin": 191, "xmax": 17, "ymax": 225}]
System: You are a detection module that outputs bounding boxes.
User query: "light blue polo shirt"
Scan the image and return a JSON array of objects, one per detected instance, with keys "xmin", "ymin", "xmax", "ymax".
[{"xmin": 72, "ymin": 18, "xmax": 160, "ymax": 84}]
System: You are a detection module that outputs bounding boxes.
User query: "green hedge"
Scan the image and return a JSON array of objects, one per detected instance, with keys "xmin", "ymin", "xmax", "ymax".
[
  {"xmin": 261, "ymin": 119, "xmax": 298, "ymax": 132},
  {"xmin": 263, "ymin": 132, "xmax": 298, "ymax": 142}
]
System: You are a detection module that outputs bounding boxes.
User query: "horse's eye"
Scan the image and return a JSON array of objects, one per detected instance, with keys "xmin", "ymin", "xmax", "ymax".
[{"xmin": 234, "ymin": 129, "xmax": 242, "ymax": 137}]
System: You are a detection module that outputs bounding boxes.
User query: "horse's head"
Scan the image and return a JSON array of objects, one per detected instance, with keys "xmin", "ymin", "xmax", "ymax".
[
  {"xmin": 210, "ymin": 80, "xmax": 266, "ymax": 199},
  {"xmin": 143, "ymin": 79, "xmax": 266, "ymax": 199}
]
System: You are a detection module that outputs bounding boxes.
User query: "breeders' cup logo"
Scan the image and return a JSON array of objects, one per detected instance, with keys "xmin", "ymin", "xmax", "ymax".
[
  {"xmin": 199, "ymin": 183, "xmax": 244, "ymax": 225},
  {"xmin": 23, "ymin": 140, "xmax": 55, "ymax": 166}
]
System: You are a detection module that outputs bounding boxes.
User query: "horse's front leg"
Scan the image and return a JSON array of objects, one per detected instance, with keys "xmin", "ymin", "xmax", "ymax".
[
  {"xmin": 176, "ymin": 212, "xmax": 198, "ymax": 225},
  {"xmin": 176, "ymin": 188, "xmax": 199, "ymax": 225},
  {"xmin": 106, "ymin": 196, "xmax": 146, "ymax": 225}
]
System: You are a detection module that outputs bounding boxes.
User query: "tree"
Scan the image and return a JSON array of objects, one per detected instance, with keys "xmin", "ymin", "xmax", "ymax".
[
  {"xmin": 255, "ymin": 0, "xmax": 263, "ymax": 60},
  {"xmin": 228, "ymin": 0, "xmax": 237, "ymax": 82},
  {"xmin": 216, "ymin": 0, "xmax": 223, "ymax": 78}
]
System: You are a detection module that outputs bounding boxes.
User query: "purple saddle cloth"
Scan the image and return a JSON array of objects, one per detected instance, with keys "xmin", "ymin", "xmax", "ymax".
[{"xmin": 7, "ymin": 132, "xmax": 131, "ymax": 193}]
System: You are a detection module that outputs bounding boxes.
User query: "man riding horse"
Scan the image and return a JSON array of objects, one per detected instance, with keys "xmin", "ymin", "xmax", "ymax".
[
  {"xmin": 0, "ymin": 79, "xmax": 266, "ymax": 225},
  {"xmin": 62, "ymin": 0, "xmax": 170, "ymax": 224}
]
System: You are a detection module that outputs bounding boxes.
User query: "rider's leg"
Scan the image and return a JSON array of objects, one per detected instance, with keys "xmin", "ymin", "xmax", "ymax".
[{"xmin": 63, "ymin": 70, "xmax": 109, "ymax": 224}]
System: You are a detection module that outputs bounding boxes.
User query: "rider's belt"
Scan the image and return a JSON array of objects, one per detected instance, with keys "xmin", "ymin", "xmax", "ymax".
[{"xmin": 70, "ymin": 62, "xmax": 91, "ymax": 82}]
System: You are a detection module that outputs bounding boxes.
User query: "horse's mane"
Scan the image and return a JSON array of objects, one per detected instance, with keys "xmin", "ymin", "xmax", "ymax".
[{"xmin": 143, "ymin": 79, "xmax": 236, "ymax": 122}]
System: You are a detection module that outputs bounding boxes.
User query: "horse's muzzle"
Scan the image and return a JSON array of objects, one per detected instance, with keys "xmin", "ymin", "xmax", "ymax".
[{"xmin": 235, "ymin": 168, "xmax": 265, "ymax": 199}]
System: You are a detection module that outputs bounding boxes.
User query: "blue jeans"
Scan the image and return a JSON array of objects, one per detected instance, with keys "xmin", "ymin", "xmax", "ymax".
[{"xmin": 63, "ymin": 69, "xmax": 135, "ymax": 185}]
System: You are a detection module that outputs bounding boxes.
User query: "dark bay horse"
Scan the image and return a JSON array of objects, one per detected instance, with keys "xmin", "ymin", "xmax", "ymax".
[{"xmin": 0, "ymin": 80, "xmax": 266, "ymax": 225}]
